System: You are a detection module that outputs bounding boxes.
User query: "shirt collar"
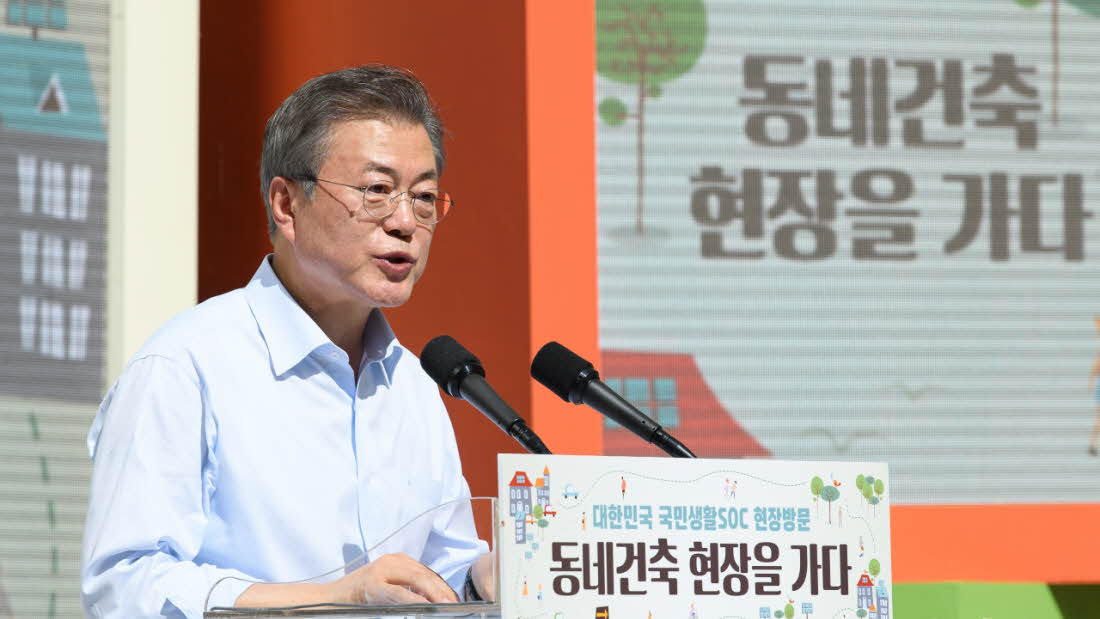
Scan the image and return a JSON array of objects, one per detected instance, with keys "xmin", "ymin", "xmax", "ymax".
[
  {"xmin": 361, "ymin": 306, "xmax": 399, "ymax": 364},
  {"xmin": 244, "ymin": 256, "xmax": 402, "ymax": 377}
]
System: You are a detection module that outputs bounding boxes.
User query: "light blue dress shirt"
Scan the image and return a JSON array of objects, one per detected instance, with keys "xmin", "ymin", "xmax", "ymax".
[{"xmin": 81, "ymin": 257, "xmax": 487, "ymax": 618}]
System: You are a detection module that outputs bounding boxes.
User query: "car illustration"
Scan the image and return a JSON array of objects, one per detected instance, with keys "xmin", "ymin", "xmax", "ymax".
[{"xmin": 562, "ymin": 484, "xmax": 579, "ymax": 499}]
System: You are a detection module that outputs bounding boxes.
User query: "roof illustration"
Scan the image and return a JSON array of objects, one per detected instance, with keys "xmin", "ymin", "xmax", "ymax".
[
  {"xmin": 857, "ymin": 574, "xmax": 874, "ymax": 587},
  {"xmin": 534, "ymin": 478, "xmax": 544, "ymax": 487},
  {"xmin": 601, "ymin": 350, "xmax": 770, "ymax": 458},
  {"xmin": 0, "ymin": 33, "xmax": 105, "ymax": 141},
  {"xmin": 508, "ymin": 471, "xmax": 532, "ymax": 487}
]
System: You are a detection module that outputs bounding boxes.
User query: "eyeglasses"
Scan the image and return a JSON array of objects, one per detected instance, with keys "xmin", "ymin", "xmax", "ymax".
[{"xmin": 302, "ymin": 175, "xmax": 454, "ymax": 225}]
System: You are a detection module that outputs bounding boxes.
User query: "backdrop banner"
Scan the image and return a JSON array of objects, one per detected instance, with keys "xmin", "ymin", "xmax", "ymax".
[{"xmin": 596, "ymin": 0, "xmax": 1100, "ymax": 505}]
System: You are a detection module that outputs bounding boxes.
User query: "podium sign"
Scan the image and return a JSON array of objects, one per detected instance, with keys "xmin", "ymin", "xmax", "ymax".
[{"xmin": 498, "ymin": 454, "xmax": 891, "ymax": 619}]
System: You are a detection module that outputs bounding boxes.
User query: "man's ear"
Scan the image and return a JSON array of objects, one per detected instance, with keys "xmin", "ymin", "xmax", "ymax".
[{"xmin": 269, "ymin": 176, "xmax": 298, "ymax": 243}]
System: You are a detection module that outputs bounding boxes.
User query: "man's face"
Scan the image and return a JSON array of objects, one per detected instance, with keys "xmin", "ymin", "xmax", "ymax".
[{"xmin": 287, "ymin": 118, "xmax": 437, "ymax": 310}]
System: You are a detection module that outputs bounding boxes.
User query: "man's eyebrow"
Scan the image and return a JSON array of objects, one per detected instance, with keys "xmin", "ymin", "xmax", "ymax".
[{"xmin": 361, "ymin": 162, "xmax": 438, "ymax": 184}]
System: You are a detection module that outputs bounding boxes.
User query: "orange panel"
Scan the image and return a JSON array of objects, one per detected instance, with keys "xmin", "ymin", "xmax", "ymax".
[
  {"xmin": 525, "ymin": 0, "xmax": 602, "ymax": 454},
  {"xmin": 892, "ymin": 503, "xmax": 1100, "ymax": 583},
  {"xmin": 200, "ymin": 0, "xmax": 532, "ymax": 500}
]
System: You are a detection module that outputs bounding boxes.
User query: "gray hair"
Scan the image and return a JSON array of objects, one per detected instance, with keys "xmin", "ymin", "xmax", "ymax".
[{"xmin": 260, "ymin": 64, "xmax": 446, "ymax": 236}]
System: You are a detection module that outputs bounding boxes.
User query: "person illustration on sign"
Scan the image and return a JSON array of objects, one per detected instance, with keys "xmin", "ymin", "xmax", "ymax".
[
  {"xmin": 621, "ymin": 476, "xmax": 627, "ymax": 499},
  {"xmin": 582, "ymin": 511, "xmax": 587, "ymax": 531}
]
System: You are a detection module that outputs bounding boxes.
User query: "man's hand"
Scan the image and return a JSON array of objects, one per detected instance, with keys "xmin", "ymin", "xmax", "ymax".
[
  {"xmin": 331, "ymin": 553, "xmax": 458, "ymax": 605},
  {"xmin": 235, "ymin": 553, "xmax": 459, "ymax": 607},
  {"xmin": 470, "ymin": 552, "xmax": 496, "ymax": 602}
]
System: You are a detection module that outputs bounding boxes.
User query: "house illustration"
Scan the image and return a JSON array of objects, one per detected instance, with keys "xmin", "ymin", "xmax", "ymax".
[
  {"xmin": 508, "ymin": 470, "xmax": 534, "ymax": 543},
  {"xmin": 0, "ymin": 14, "xmax": 107, "ymax": 403},
  {"xmin": 856, "ymin": 573, "xmax": 878, "ymax": 618},
  {"xmin": 535, "ymin": 465, "xmax": 551, "ymax": 509},
  {"xmin": 601, "ymin": 351, "xmax": 770, "ymax": 458}
]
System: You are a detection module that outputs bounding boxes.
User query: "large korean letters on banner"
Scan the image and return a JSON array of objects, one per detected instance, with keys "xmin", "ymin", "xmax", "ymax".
[{"xmin": 499, "ymin": 455, "xmax": 891, "ymax": 619}]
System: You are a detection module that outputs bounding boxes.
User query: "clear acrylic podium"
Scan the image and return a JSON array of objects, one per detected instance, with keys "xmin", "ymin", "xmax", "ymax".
[
  {"xmin": 203, "ymin": 498, "xmax": 500, "ymax": 618},
  {"xmin": 204, "ymin": 602, "xmax": 500, "ymax": 617}
]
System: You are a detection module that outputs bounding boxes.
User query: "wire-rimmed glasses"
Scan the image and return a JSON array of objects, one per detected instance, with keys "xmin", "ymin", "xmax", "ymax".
[{"xmin": 303, "ymin": 175, "xmax": 454, "ymax": 225}]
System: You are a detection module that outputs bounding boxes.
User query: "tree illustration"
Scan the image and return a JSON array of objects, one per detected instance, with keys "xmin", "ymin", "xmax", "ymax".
[
  {"xmin": 869, "ymin": 559, "xmax": 881, "ymax": 579},
  {"xmin": 855, "ymin": 474, "xmax": 885, "ymax": 514},
  {"xmin": 819, "ymin": 485, "xmax": 840, "ymax": 524},
  {"xmin": 598, "ymin": 0, "xmax": 706, "ymax": 235},
  {"xmin": 856, "ymin": 610, "xmax": 867, "ymax": 618},
  {"xmin": 810, "ymin": 476, "xmax": 824, "ymax": 516},
  {"xmin": 784, "ymin": 603, "xmax": 795, "ymax": 618},
  {"xmin": 1014, "ymin": 0, "xmax": 1100, "ymax": 124}
]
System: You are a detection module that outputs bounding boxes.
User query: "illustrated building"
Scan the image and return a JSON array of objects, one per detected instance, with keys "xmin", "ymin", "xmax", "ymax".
[
  {"xmin": 601, "ymin": 351, "xmax": 770, "ymax": 458},
  {"xmin": 875, "ymin": 579, "xmax": 890, "ymax": 619},
  {"xmin": 508, "ymin": 470, "xmax": 533, "ymax": 543},
  {"xmin": 535, "ymin": 465, "xmax": 551, "ymax": 509},
  {"xmin": 856, "ymin": 573, "xmax": 876, "ymax": 618},
  {"xmin": 0, "ymin": 22, "xmax": 107, "ymax": 403}
]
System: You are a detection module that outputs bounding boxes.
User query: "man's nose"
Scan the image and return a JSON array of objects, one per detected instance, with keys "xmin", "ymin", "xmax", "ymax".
[{"xmin": 383, "ymin": 194, "xmax": 418, "ymax": 235}]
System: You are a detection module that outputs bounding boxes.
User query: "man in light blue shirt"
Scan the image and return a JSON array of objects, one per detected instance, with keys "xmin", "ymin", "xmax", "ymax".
[{"xmin": 81, "ymin": 65, "xmax": 492, "ymax": 617}]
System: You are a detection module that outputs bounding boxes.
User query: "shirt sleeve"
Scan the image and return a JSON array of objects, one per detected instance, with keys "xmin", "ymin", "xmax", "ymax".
[
  {"xmin": 418, "ymin": 396, "xmax": 491, "ymax": 598},
  {"xmin": 81, "ymin": 354, "xmax": 256, "ymax": 618}
]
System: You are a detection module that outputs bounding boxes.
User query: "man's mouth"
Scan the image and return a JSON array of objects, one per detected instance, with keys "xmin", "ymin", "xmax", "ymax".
[
  {"xmin": 374, "ymin": 252, "xmax": 416, "ymax": 279},
  {"xmin": 377, "ymin": 252, "xmax": 415, "ymax": 265}
]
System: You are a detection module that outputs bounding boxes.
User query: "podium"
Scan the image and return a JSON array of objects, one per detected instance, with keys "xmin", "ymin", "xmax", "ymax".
[
  {"xmin": 203, "ymin": 455, "xmax": 893, "ymax": 618},
  {"xmin": 203, "ymin": 498, "xmax": 500, "ymax": 618},
  {"xmin": 204, "ymin": 601, "xmax": 500, "ymax": 617}
]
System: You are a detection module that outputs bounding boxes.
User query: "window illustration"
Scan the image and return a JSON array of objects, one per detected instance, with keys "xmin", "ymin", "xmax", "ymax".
[
  {"xmin": 7, "ymin": 0, "xmax": 67, "ymax": 31},
  {"xmin": 603, "ymin": 376, "xmax": 680, "ymax": 428}
]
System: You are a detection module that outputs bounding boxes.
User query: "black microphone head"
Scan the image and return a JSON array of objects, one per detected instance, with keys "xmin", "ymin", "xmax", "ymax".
[
  {"xmin": 531, "ymin": 341, "xmax": 597, "ymax": 403},
  {"xmin": 420, "ymin": 335, "xmax": 485, "ymax": 398}
]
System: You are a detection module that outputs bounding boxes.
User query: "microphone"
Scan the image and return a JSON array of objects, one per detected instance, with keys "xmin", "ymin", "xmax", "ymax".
[
  {"xmin": 531, "ymin": 341, "xmax": 696, "ymax": 458},
  {"xmin": 421, "ymin": 335, "xmax": 551, "ymax": 455}
]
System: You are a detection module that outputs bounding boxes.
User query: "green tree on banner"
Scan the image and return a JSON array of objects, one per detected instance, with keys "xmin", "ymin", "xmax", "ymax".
[
  {"xmin": 1015, "ymin": 0, "xmax": 1100, "ymax": 123},
  {"xmin": 810, "ymin": 476, "xmax": 824, "ymax": 517},
  {"xmin": 820, "ymin": 485, "xmax": 840, "ymax": 524},
  {"xmin": 598, "ymin": 0, "xmax": 706, "ymax": 235}
]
